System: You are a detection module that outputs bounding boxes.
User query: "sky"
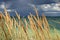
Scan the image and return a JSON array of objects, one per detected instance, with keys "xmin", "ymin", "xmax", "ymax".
[{"xmin": 0, "ymin": 0, "xmax": 60, "ymax": 16}]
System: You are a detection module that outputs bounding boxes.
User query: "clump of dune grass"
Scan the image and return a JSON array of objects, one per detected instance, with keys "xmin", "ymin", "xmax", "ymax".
[{"xmin": 0, "ymin": 8, "xmax": 60, "ymax": 40}]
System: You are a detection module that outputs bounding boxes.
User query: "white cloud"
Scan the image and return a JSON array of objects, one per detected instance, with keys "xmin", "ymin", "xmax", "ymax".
[
  {"xmin": 52, "ymin": 6, "xmax": 60, "ymax": 10},
  {"xmin": 53, "ymin": 0, "xmax": 60, "ymax": 2},
  {"xmin": 7, "ymin": 9, "xmax": 15, "ymax": 12},
  {"xmin": 0, "ymin": 2, "xmax": 5, "ymax": 9},
  {"xmin": 44, "ymin": 12, "xmax": 60, "ymax": 16},
  {"xmin": 40, "ymin": 4, "xmax": 52, "ymax": 11},
  {"xmin": 7, "ymin": 9, "xmax": 12, "ymax": 12},
  {"xmin": 0, "ymin": 2, "xmax": 12, "ymax": 9},
  {"xmin": 41, "ymin": 4, "xmax": 51, "ymax": 8},
  {"xmin": 40, "ymin": 3, "xmax": 60, "ymax": 11},
  {"xmin": 28, "ymin": 3, "xmax": 60, "ymax": 12},
  {"xmin": 28, "ymin": 3, "xmax": 35, "ymax": 8},
  {"xmin": 1, "ymin": 4, "xmax": 5, "ymax": 8},
  {"xmin": 44, "ymin": 11, "xmax": 60, "ymax": 13},
  {"xmin": 28, "ymin": 3, "xmax": 60, "ymax": 16}
]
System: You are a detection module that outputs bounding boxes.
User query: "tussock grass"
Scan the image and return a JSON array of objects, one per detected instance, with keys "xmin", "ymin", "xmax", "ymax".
[{"xmin": 0, "ymin": 8, "xmax": 60, "ymax": 40}]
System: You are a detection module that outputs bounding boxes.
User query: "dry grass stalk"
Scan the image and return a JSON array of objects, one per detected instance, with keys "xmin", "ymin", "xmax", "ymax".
[
  {"xmin": 4, "ymin": 8, "xmax": 12, "ymax": 37},
  {"xmin": 0, "ymin": 13, "xmax": 8, "ymax": 40},
  {"xmin": 54, "ymin": 28, "xmax": 60, "ymax": 40},
  {"xmin": 0, "ymin": 8, "xmax": 60, "ymax": 40},
  {"xmin": 42, "ymin": 14, "xmax": 51, "ymax": 39},
  {"xmin": 33, "ymin": 6, "xmax": 39, "ymax": 20},
  {"xmin": 28, "ymin": 14, "xmax": 44, "ymax": 40}
]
